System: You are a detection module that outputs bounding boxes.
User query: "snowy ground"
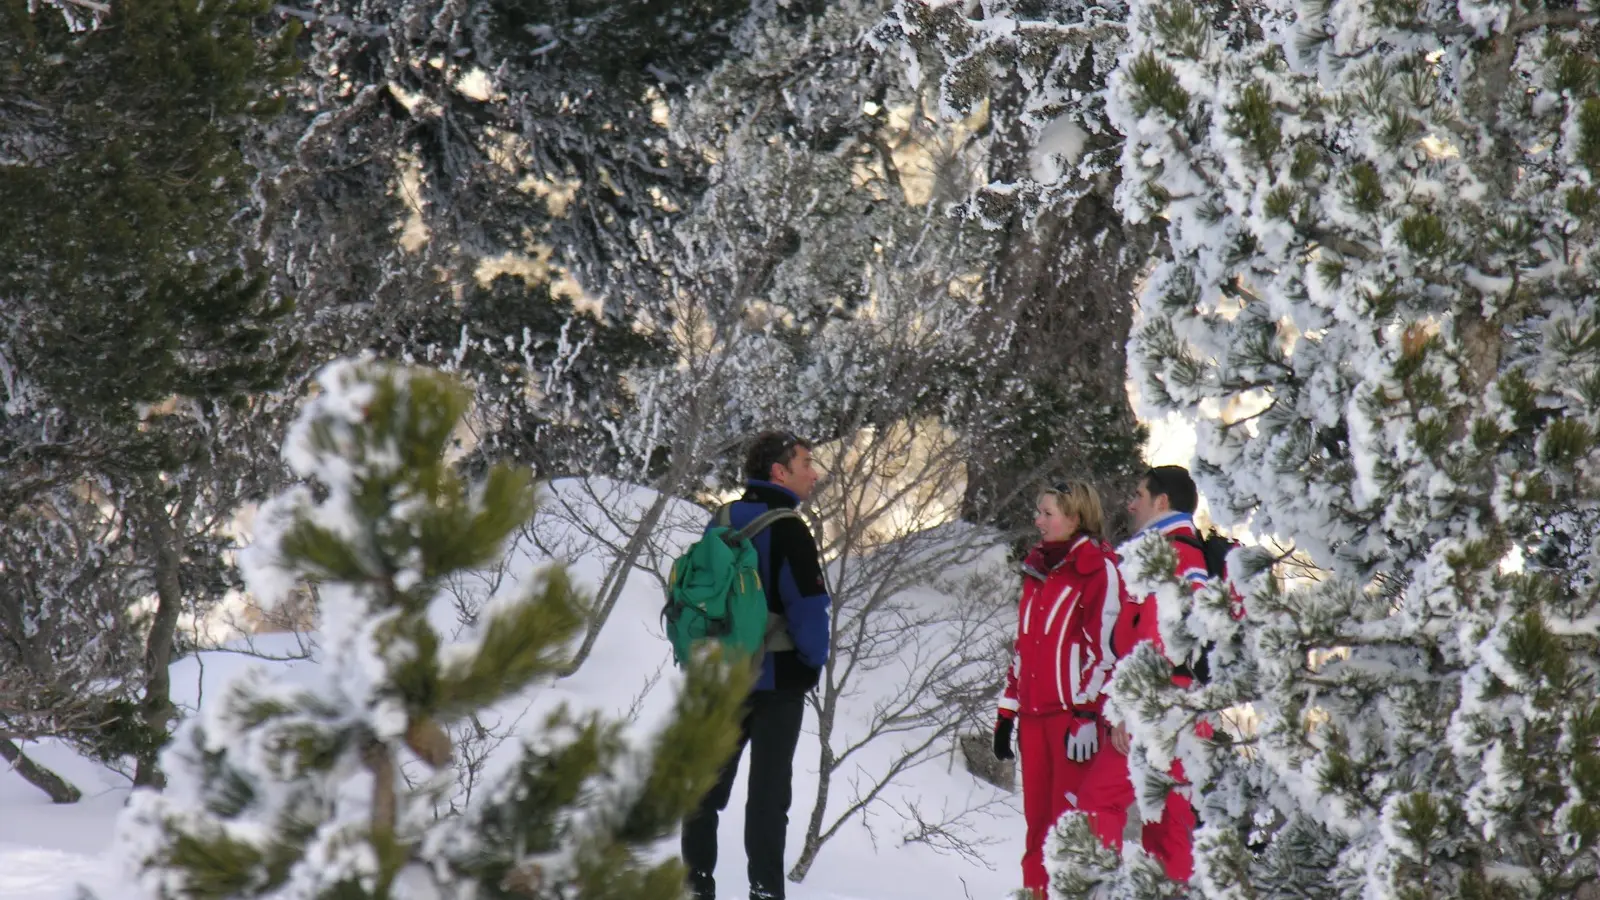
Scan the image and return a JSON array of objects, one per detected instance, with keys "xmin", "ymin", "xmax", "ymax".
[{"xmin": 0, "ymin": 480, "xmax": 1026, "ymax": 900}]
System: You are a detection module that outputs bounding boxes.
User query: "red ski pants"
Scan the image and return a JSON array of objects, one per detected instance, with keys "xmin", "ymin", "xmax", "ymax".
[
  {"xmin": 1074, "ymin": 729, "xmax": 1200, "ymax": 883},
  {"xmin": 1017, "ymin": 712, "xmax": 1093, "ymax": 894}
]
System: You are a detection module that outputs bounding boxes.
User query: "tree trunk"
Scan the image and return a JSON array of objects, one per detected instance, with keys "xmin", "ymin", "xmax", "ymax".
[
  {"xmin": 560, "ymin": 428, "xmax": 707, "ymax": 677},
  {"xmin": 133, "ymin": 492, "xmax": 185, "ymax": 788},
  {"xmin": 0, "ymin": 739, "xmax": 81, "ymax": 803},
  {"xmin": 786, "ymin": 810, "xmax": 825, "ymax": 883},
  {"xmin": 979, "ymin": 190, "xmax": 1147, "ymax": 535},
  {"xmin": 787, "ymin": 723, "xmax": 835, "ymax": 884},
  {"xmin": 363, "ymin": 737, "xmax": 397, "ymax": 836},
  {"xmin": 788, "ymin": 668, "xmax": 840, "ymax": 884},
  {"xmin": 962, "ymin": 66, "xmax": 1149, "ymax": 541},
  {"xmin": 559, "ymin": 486, "xmax": 677, "ymax": 677}
]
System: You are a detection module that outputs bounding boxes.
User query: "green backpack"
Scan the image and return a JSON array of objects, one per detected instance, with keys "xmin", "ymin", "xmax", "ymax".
[{"xmin": 663, "ymin": 505, "xmax": 801, "ymax": 667}]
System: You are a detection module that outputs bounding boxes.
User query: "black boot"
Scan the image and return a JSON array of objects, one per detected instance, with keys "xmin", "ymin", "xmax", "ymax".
[{"xmin": 684, "ymin": 868, "xmax": 716, "ymax": 900}]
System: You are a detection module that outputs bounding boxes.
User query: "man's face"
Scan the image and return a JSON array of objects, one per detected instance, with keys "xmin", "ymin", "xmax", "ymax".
[
  {"xmin": 1127, "ymin": 479, "xmax": 1170, "ymax": 531},
  {"xmin": 772, "ymin": 446, "xmax": 820, "ymax": 501}
]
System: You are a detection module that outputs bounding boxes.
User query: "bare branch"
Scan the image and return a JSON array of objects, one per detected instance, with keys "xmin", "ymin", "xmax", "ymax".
[{"xmin": 271, "ymin": 5, "xmax": 389, "ymax": 37}]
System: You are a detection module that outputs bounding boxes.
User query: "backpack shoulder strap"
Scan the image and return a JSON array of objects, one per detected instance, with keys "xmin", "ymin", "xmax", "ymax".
[
  {"xmin": 728, "ymin": 508, "xmax": 804, "ymax": 545},
  {"xmin": 714, "ymin": 504, "xmax": 734, "ymax": 530},
  {"xmin": 1170, "ymin": 533, "xmax": 1204, "ymax": 550}
]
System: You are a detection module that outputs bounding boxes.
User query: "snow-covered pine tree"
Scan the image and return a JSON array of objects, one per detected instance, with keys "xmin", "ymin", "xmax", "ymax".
[
  {"xmin": 1, "ymin": 0, "xmax": 304, "ymax": 787},
  {"xmin": 1044, "ymin": 530, "xmax": 1255, "ymax": 900},
  {"xmin": 117, "ymin": 359, "xmax": 748, "ymax": 900},
  {"xmin": 534, "ymin": 0, "xmax": 1023, "ymax": 671},
  {"xmin": 249, "ymin": 0, "xmax": 766, "ymax": 483},
  {"xmin": 885, "ymin": 0, "xmax": 1151, "ymax": 534},
  {"xmin": 0, "ymin": 0, "xmax": 296, "ymax": 503},
  {"xmin": 1051, "ymin": 0, "xmax": 1600, "ymax": 894},
  {"xmin": 605, "ymin": 6, "xmax": 1033, "ymax": 879},
  {"xmin": 665, "ymin": 0, "xmax": 1000, "ymax": 443}
]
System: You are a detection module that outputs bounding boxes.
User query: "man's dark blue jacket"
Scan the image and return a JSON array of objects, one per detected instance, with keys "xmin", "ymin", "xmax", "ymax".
[{"xmin": 715, "ymin": 480, "xmax": 832, "ymax": 692}]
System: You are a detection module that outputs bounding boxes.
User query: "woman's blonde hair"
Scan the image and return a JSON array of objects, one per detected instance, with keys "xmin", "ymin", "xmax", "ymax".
[{"xmin": 1040, "ymin": 481, "xmax": 1105, "ymax": 539}]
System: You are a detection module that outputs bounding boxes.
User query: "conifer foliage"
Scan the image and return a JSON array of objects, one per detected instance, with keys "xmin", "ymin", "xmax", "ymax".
[
  {"xmin": 887, "ymin": 0, "xmax": 1152, "ymax": 533},
  {"xmin": 2, "ymin": 0, "xmax": 303, "ymax": 787},
  {"xmin": 1048, "ymin": 0, "xmax": 1600, "ymax": 893},
  {"xmin": 254, "ymin": 0, "xmax": 763, "ymax": 481},
  {"xmin": 117, "ymin": 360, "xmax": 748, "ymax": 900},
  {"xmin": 0, "ymin": 0, "xmax": 297, "ymax": 490}
]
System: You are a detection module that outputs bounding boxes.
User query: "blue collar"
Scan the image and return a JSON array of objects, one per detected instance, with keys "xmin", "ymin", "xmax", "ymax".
[{"xmin": 746, "ymin": 479, "xmax": 800, "ymax": 504}]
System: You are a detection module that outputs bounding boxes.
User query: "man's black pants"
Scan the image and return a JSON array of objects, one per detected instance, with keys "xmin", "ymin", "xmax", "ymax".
[{"xmin": 681, "ymin": 688, "xmax": 807, "ymax": 900}]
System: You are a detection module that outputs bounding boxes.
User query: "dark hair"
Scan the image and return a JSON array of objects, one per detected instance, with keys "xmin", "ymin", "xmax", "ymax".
[
  {"xmin": 744, "ymin": 430, "xmax": 813, "ymax": 482},
  {"xmin": 1143, "ymin": 465, "xmax": 1198, "ymax": 514}
]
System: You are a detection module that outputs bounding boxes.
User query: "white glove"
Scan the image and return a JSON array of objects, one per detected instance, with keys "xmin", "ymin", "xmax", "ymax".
[{"xmin": 1065, "ymin": 716, "xmax": 1099, "ymax": 762}]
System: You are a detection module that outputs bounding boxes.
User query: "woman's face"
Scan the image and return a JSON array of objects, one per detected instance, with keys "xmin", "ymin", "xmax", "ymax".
[{"xmin": 1035, "ymin": 494, "xmax": 1079, "ymax": 543}]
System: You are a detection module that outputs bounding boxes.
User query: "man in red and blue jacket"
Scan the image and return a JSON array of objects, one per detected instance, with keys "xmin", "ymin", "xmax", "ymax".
[
  {"xmin": 1077, "ymin": 466, "xmax": 1211, "ymax": 883},
  {"xmin": 682, "ymin": 431, "xmax": 832, "ymax": 900}
]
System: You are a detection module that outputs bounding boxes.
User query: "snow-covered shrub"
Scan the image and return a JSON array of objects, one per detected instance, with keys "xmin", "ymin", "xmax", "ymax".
[
  {"xmin": 1058, "ymin": 0, "xmax": 1600, "ymax": 893},
  {"xmin": 115, "ymin": 359, "xmax": 748, "ymax": 900}
]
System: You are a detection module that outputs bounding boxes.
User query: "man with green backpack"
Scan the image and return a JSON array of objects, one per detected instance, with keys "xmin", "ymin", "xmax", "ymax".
[{"xmin": 676, "ymin": 431, "xmax": 831, "ymax": 900}]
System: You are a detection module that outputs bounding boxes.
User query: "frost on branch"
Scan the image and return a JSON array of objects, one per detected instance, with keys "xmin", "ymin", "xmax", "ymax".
[
  {"xmin": 1082, "ymin": 0, "xmax": 1600, "ymax": 891},
  {"xmin": 116, "ymin": 359, "xmax": 748, "ymax": 900}
]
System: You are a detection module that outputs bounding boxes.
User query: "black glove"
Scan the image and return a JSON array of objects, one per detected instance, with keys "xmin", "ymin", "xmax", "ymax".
[{"xmin": 993, "ymin": 714, "xmax": 1016, "ymax": 761}]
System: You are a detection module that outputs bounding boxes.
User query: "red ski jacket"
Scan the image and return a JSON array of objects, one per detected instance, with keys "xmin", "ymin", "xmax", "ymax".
[
  {"xmin": 1110, "ymin": 514, "xmax": 1211, "ymax": 665},
  {"xmin": 999, "ymin": 535, "xmax": 1129, "ymax": 718}
]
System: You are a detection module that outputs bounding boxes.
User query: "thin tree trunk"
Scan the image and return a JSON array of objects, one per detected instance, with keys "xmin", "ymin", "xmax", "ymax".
[
  {"xmin": 559, "ymin": 487, "xmax": 677, "ymax": 676},
  {"xmin": 0, "ymin": 739, "xmax": 81, "ymax": 803},
  {"xmin": 788, "ymin": 662, "xmax": 841, "ymax": 884},
  {"xmin": 363, "ymin": 737, "xmax": 397, "ymax": 835},
  {"xmin": 788, "ymin": 725, "xmax": 835, "ymax": 883},
  {"xmin": 134, "ymin": 493, "xmax": 185, "ymax": 788},
  {"xmin": 560, "ymin": 430, "xmax": 708, "ymax": 676}
]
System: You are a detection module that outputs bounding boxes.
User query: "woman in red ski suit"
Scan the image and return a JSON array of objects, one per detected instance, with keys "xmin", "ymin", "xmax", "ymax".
[{"xmin": 992, "ymin": 482, "xmax": 1129, "ymax": 897}]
